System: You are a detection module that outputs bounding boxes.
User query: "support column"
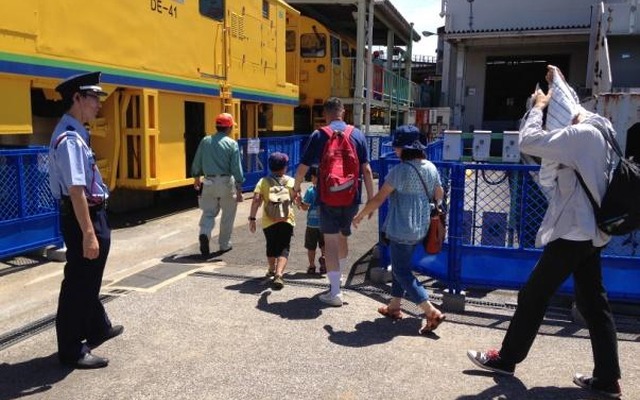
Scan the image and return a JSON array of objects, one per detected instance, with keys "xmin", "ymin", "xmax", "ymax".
[
  {"xmin": 452, "ymin": 44, "xmax": 466, "ymax": 130},
  {"xmin": 364, "ymin": 0, "xmax": 375, "ymax": 134},
  {"xmin": 385, "ymin": 30, "xmax": 394, "ymax": 70},
  {"xmin": 404, "ymin": 22, "xmax": 414, "ymax": 124},
  {"xmin": 353, "ymin": 0, "xmax": 366, "ymax": 128}
]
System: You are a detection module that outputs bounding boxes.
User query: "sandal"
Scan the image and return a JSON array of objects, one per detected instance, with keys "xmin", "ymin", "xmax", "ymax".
[
  {"xmin": 306, "ymin": 266, "xmax": 317, "ymax": 275},
  {"xmin": 419, "ymin": 311, "xmax": 446, "ymax": 334},
  {"xmin": 377, "ymin": 305, "xmax": 405, "ymax": 321}
]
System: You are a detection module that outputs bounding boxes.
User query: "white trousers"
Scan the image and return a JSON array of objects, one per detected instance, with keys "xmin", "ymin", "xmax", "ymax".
[{"xmin": 198, "ymin": 176, "xmax": 238, "ymax": 250}]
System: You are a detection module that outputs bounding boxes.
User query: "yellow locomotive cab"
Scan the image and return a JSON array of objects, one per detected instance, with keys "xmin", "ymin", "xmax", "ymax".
[{"xmin": 0, "ymin": 0, "xmax": 299, "ymax": 195}]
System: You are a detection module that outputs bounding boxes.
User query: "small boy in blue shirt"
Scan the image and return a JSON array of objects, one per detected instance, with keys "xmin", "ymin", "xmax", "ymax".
[{"xmin": 300, "ymin": 167, "xmax": 326, "ymax": 275}]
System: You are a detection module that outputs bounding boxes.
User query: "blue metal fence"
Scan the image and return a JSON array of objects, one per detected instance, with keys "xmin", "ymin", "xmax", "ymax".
[
  {"xmin": 237, "ymin": 134, "xmax": 393, "ymax": 191},
  {"xmin": 378, "ymin": 141, "xmax": 640, "ymax": 302},
  {"xmin": 0, "ymin": 146, "xmax": 62, "ymax": 259},
  {"xmin": 237, "ymin": 135, "xmax": 307, "ymax": 191}
]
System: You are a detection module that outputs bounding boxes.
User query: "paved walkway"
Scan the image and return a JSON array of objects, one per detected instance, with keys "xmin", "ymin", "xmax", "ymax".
[{"xmin": 1, "ymin": 187, "xmax": 639, "ymax": 399}]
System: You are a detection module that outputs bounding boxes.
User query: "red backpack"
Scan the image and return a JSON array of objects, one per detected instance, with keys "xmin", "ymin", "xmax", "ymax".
[{"xmin": 318, "ymin": 125, "xmax": 360, "ymax": 206}]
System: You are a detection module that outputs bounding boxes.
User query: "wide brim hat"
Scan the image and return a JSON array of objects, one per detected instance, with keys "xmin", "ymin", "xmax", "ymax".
[{"xmin": 392, "ymin": 125, "xmax": 425, "ymax": 150}]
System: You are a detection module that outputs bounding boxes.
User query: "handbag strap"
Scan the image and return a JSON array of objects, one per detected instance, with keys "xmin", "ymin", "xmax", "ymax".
[{"xmin": 405, "ymin": 161, "xmax": 433, "ymax": 202}]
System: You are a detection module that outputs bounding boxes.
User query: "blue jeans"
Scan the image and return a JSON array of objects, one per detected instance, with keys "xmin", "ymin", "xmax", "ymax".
[{"xmin": 389, "ymin": 240, "xmax": 429, "ymax": 305}]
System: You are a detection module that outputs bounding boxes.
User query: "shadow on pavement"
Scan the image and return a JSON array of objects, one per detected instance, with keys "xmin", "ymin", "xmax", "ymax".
[
  {"xmin": 456, "ymin": 373, "xmax": 589, "ymax": 399},
  {"xmin": 323, "ymin": 316, "xmax": 441, "ymax": 348},
  {"xmin": 257, "ymin": 292, "xmax": 324, "ymax": 320},
  {"xmin": 0, "ymin": 353, "xmax": 72, "ymax": 400}
]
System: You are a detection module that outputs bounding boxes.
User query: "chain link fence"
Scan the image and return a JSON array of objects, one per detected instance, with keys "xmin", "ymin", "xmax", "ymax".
[{"xmin": 0, "ymin": 147, "xmax": 62, "ymax": 259}]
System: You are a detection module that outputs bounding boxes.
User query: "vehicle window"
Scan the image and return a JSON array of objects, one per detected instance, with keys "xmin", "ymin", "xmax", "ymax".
[
  {"xmin": 331, "ymin": 36, "xmax": 341, "ymax": 65},
  {"xmin": 300, "ymin": 33, "xmax": 326, "ymax": 58},
  {"xmin": 286, "ymin": 30, "xmax": 296, "ymax": 52},
  {"xmin": 200, "ymin": 0, "xmax": 224, "ymax": 21},
  {"xmin": 341, "ymin": 41, "xmax": 350, "ymax": 58}
]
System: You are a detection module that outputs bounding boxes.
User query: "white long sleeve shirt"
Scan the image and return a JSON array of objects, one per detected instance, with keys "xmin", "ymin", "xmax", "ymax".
[{"xmin": 520, "ymin": 107, "xmax": 612, "ymax": 248}]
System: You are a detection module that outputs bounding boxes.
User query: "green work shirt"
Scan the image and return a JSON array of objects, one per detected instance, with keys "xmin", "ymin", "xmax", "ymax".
[{"xmin": 191, "ymin": 132, "xmax": 244, "ymax": 185}]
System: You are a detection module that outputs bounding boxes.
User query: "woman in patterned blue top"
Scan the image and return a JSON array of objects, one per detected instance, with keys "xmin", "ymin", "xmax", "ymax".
[{"xmin": 353, "ymin": 125, "xmax": 446, "ymax": 334}]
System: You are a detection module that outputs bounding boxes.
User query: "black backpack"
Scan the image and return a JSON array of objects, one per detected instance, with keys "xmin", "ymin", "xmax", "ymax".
[{"xmin": 575, "ymin": 123, "xmax": 640, "ymax": 236}]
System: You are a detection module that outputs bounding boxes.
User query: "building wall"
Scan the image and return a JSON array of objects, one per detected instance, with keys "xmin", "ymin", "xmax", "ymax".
[
  {"xmin": 459, "ymin": 44, "xmax": 589, "ymax": 132},
  {"xmin": 444, "ymin": 0, "xmax": 594, "ymax": 32}
]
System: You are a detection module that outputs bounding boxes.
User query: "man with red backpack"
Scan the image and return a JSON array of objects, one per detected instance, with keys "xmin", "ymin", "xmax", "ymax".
[{"xmin": 293, "ymin": 97, "xmax": 374, "ymax": 307}]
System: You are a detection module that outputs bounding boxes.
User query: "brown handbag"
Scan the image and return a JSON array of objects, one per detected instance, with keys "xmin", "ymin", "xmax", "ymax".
[
  {"xmin": 425, "ymin": 207, "xmax": 446, "ymax": 254},
  {"xmin": 405, "ymin": 161, "xmax": 446, "ymax": 254}
]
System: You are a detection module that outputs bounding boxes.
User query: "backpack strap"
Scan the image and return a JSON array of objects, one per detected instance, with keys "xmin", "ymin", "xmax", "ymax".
[
  {"xmin": 575, "ymin": 120, "xmax": 620, "ymax": 215},
  {"xmin": 319, "ymin": 124, "xmax": 355, "ymax": 139},
  {"xmin": 574, "ymin": 169, "xmax": 600, "ymax": 214}
]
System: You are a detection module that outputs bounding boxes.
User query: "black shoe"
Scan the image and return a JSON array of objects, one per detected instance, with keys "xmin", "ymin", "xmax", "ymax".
[
  {"xmin": 467, "ymin": 349, "xmax": 515, "ymax": 375},
  {"xmin": 199, "ymin": 234, "xmax": 210, "ymax": 256},
  {"xmin": 87, "ymin": 325, "xmax": 124, "ymax": 349},
  {"xmin": 61, "ymin": 352, "xmax": 109, "ymax": 369},
  {"xmin": 573, "ymin": 373, "xmax": 622, "ymax": 398}
]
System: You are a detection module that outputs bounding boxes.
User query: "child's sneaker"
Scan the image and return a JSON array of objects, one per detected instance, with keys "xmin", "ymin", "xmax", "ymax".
[
  {"xmin": 273, "ymin": 275, "xmax": 285, "ymax": 290},
  {"xmin": 573, "ymin": 373, "xmax": 622, "ymax": 399},
  {"xmin": 318, "ymin": 256, "xmax": 327, "ymax": 274},
  {"xmin": 306, "ymin": 266, "xmax": 317, "ymax": 275},
  {"xmin": 265, "ymin": 269, "xmax": 275, "ymax": 279}
]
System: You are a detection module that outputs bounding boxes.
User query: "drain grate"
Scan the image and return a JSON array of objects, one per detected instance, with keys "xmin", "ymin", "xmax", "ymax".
[{"xmin": 0, "ymin": 294, "xmax": 116, "ymax": 352}]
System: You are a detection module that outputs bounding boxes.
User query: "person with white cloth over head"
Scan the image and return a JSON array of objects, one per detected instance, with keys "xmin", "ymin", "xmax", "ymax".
[{"xmin": 467, "ymin": 65, "xmax": 623, "ymax": 399}]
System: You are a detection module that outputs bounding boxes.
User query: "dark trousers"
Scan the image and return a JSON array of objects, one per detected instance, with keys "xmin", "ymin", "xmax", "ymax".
[
  {"xmin": 56, "ymin": 206, "xmax": 112, "ymax": 361},
  {"xmin": 500, "ymin": 239, "xmax": 621, "ymax": 383}
]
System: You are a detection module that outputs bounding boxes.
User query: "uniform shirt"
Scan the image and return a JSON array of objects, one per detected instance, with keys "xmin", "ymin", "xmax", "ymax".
[
  {"xmin": 520, "ymin": 107, "xmax": 612, "ymax": 247},
  {"xmin": 48, "ymin": 114, "xmax": 109, "ymax": 202},
  {"xmin": 302, "ymin": 185, "xmax": 320, "ymax": 228},
  {"xmin": 382, "ymin": 159, "xmax": 441, "ymax": 243},
  {"xmin": 300, "ymin": 120, "xmax": 369, "ymax": 206},
  {"xmin": 191, "ymin": 132, "xmax": 244, "ymax": 186},
  {"xmin": 254, "ymin": 175, "xmax": 296, "ymax": 229}
]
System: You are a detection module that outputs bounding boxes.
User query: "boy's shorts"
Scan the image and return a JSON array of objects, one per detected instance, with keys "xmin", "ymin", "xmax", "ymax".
[
  {"xmin": 319, "ymin": 204, "xmax": 359, "ymax": 236},
  {"xmin": 304, "ymin": 226, "xmax": 325, "ymax": 250}
]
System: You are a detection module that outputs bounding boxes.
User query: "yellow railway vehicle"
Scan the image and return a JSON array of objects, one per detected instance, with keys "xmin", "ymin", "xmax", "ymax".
[
  {"xmin": 0, "ymin": 0, "xmax": 299, "ymax": 195},
  {"xmin": 289, "ymin": 15, "xmax": 356, "ymax": 132}
]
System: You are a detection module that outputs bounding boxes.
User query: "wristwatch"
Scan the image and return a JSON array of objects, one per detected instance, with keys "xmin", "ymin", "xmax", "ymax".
[{"xmin": 248, "ymin": 216, "xmax": 256, "ymax": 221}]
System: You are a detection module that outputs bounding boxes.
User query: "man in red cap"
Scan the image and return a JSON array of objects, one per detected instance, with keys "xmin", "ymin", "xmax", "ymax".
[{"xmin": 191, "ymin": 112, "xmax": 245, "ymax": 257}]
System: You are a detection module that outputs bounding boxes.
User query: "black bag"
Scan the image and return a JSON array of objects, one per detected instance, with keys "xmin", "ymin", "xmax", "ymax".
[{"xmin": 575, "ymin": 124, "xmax": 640, "ymax": 236}]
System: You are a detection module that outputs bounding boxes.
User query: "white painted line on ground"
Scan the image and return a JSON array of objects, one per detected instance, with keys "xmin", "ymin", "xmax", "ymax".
[{"xmin": 158, "ymin": 230, "xmax": 181, "ymax": 240}]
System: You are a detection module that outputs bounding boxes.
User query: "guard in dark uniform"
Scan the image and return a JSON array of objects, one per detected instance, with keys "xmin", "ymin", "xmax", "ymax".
[{"xmin": 49, "ymin": 72, "xmax": 123, "ymax": 369}]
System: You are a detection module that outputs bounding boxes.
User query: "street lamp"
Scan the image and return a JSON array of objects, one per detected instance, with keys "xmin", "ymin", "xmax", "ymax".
[{"xmin": 422, "ymin": 31, "xmax": 435, "ymax": 38}]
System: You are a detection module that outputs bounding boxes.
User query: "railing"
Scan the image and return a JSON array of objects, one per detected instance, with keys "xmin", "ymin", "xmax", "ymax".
[
  {"xmin": 333, "ymin": 56, "xmax": 418, "ymax": 108},
  {"xmin": 0, "ymin": 146, "xmax": 62, "ymax": 259},
  {"xmin": 377, "ymin": 140, "xmax": 640, "ymax": 302}
]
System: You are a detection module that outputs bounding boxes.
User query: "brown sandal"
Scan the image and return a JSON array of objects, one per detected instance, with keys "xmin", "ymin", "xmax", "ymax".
[
  {"xmin": 419, "ymin": 311, "xmax": 446, "ymax": 334},
  {"xmin": 377, "ymin": 305, "xmax": 405, "ymax": 321}
]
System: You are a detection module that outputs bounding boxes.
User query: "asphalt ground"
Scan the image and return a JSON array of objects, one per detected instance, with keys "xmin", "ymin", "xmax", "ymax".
[{"xmin": 1, "ymin": 184, "xmax": 639, "ymax": 400}]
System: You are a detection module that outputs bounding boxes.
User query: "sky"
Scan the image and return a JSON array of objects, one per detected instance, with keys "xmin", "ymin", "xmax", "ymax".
[{"xmin": 390, "ymin": 0, "xmax": 444, "ymax": 57}]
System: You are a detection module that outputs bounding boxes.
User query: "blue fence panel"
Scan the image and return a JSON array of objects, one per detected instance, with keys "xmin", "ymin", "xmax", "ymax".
[
  {"xmin": 378, "ymin": 155, "xmax": 640, "ymax": 302},
  {"xmin": 0, "ymin": 147, "xmax": 62, "ymax": 259},
  {"xmin": 365, "ymin": 135, "xmax": 392, "ymax": 175},
  {"xmin": 238, "ymin": 135, "xmax": 306, "ymax": 191}
]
